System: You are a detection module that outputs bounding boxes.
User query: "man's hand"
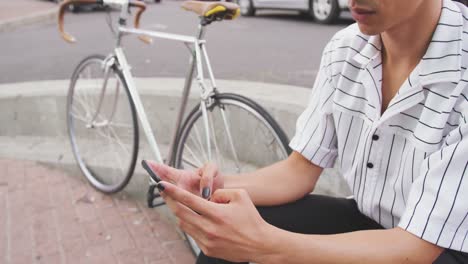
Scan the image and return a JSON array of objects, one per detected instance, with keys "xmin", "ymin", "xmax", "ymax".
[
  {"xmin": 158, "ymin": 181, "xmax": 274, "ymax": 263},
  {"xmin": 146, "ymin": 161, "xmax": 224, "ymax": 198}
]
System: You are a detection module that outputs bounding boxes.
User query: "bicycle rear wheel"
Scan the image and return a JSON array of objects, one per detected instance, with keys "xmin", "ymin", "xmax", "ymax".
[
  {"xmin": 174, "ymin": 92, "xmax": 291, "ymax": 255},
  {"xmin": 67, "ymin": 55, "xmax": 139, "ymax": 193}
]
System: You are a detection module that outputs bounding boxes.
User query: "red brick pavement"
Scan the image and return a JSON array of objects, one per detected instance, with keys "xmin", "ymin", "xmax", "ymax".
[{"xmin": 0, "ymin": 159, "xmax": 195, "ymax": 264}]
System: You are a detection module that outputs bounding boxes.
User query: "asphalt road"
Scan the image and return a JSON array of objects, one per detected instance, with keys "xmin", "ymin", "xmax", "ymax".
[{"xmin": 0, "ymin": 1, "xmax": 352, "ymax": 87}]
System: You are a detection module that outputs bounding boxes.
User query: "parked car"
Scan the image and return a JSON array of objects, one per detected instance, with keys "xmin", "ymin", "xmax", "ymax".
[{"xmin": 237, "ymin": 0, "xmax": 348, "ymax": 24}]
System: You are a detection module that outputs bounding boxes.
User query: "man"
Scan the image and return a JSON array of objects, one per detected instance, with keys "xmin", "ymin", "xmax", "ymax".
[{"xmin": 148, "ymin": 0, "xmax": 468, "ymax": 262}]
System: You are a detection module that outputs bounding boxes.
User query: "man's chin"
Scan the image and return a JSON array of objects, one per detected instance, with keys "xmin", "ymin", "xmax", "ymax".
[{"xmin": 356, "ymin": 23, "xmax": 381, "ymax": 36}]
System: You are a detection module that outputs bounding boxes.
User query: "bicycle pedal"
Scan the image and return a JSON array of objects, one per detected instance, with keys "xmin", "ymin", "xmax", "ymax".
[{"xmin": 147, "ymin": 185, "xmax": 165, "ymax": 208}]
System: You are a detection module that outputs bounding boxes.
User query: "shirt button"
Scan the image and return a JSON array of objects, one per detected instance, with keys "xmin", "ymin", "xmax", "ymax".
[
  {"xmin": 367, "ymin": 163, "xmax": 374, "ymax": 169},
  {"xmin": 372, "ymin": 134, "xmax": 379, "ymax": 141}
]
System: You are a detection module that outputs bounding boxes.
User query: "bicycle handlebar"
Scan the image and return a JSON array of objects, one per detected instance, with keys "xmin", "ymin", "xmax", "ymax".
[
  {"xmin": 131, "ymin": 1, "xmax": 152, "ymax": 44},
  {"xmin": 58, "ymin": 0, "xmax": 152, "ymax": 44}
]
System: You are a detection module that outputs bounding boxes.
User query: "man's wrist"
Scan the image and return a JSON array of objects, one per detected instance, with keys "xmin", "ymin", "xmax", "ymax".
[{"xmin": 251, "ymin": 223, "xmax": 286, "ymax": 264}]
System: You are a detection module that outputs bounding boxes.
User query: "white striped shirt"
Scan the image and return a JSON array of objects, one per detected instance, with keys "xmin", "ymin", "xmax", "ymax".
[{"xmin": 290, "ymin": 0, "xmax": 468, "ymax": 252}]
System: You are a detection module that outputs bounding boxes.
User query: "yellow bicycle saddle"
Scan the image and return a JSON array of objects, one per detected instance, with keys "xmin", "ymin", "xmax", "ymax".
[{"xmin": 181, "ymin": 1, "xmax": 240, "ymax": 20}]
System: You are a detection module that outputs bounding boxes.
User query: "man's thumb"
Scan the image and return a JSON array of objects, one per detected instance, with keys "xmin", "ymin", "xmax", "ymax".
[{"xmin": 210, "ymin": 189, "xmax": 245, "ymax": 204}]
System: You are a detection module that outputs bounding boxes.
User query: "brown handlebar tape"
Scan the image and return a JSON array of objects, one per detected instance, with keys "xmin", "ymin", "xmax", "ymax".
[{"xmin": 58, "ymin": 0, "xmax": 151, "ymax": 44}]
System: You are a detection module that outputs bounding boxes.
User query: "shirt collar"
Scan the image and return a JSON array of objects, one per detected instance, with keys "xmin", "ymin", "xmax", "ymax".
[
  {"xmin": 352, "ymin": 0, "xmax": 464, "ymax": 85},
  {"xmin": 352, "ymin": 35, "xmax": 381, "ymax": 65}
]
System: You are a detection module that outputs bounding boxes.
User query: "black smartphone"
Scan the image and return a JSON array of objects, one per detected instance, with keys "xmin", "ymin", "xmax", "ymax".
[{"xmin": 141, "ymin": 160, "xmax": 161, "ymax": 183}]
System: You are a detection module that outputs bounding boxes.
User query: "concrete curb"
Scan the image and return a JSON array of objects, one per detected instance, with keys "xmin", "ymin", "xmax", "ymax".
[
  {"xmin": 0, "ymin": 8, "xmax": 57, "ymax": 33},
  {"xmin": 0, "ymin": 78, "xmax": 351, "ymax": 199}
]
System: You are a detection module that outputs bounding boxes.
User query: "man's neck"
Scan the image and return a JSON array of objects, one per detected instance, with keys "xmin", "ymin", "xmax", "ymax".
[{"xmin": 381, "ymin": 1, "xmax": 443, "ymax": 67}]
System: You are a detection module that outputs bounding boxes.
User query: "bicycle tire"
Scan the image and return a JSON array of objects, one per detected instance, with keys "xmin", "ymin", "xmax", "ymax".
[
  {"xmin": 174, "ymin": 92, "xmax": 291, "ymax": 256},
  {"xmin": 67, "ymin": 54, "xmax": 139, "ymax": 193}
]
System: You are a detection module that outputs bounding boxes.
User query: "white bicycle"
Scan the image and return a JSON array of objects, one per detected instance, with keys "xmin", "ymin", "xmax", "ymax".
[{"xmin": 58, "ymin": 0, "xmax": 291, "ymax": 255}]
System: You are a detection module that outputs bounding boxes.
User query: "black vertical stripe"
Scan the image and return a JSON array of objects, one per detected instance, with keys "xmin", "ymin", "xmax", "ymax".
[
  {"xmin": 353, "ymin": 126, "xmax": 372, "ymax": 197},
  {"xmin": 379, "ymin": 135, "xmax": 396, "ymax": 224},
  {"xmin": 337, "ymin": 112, "xmax": 343, "ymax": 132},
  {"xmin": 411, "ymin": 148, "xmax": 416, "ymax": 183},
  {"xmin": 449, "ymin": 211, "xmax": 468, "ymax": 248},
  {"xmin": 358, "ymin": 128, "xmax": 377, "ymax": 208},
  {"xmin": 310, "ymin": 117, "xmax": 329, "ymax": 161},
  {"xmin": 436, "ymin": 162, "xmax": 468, "ymax": 244},
  {"xmin": 299, "ymin": 103, "xmax": 319, "ymax": 136},
  {"xmin": 340, "ymin": 117, "xmax": 354, "ymax": 168},
  {"xmin": 325, "ymin": 153, "xmax": 335, "ymax": 168},
  {"xmin": 391, "ymin": 139, "xmax": 407, "ymax": 227},
  {"xmin": 352, "ymin": 120, "xmax": 366, "ymax": 192},
  {"xmin": 401, "ymin": 148, "xmax": 409, "ymax": 206},
  {"xmin": 319, "ymin": 151, "xmax": 331, "ymax": 166},
  {"xmin": 297, "ymin": 75, "xmax": 331, "ymax": 137},
  {"xmin": 318, "ymin": 131, "xmax": 338, "ymax": 166},
  {"xmin": 461, "ymin": 230, "xmax": 467, "ymax": 251},
  {"xmin": 422, "ymin": 143, "xmax": 461, "ymax": 238},
  {"xmin": 405, "ymin": 156, "xmax": 431, "ymax": 230},
  {"xmin": 300, "ymin": 124, "xmax": 319, "ymax": 154}
]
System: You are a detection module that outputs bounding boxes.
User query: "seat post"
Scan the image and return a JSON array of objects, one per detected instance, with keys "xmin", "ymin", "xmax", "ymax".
[{"xmin": 196, "ymin": 21, "xmax": 207, "ymax": 40}]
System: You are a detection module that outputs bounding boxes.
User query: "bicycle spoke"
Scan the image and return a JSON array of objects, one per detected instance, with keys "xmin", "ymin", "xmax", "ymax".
[
  {"xmin": 70, "ymin": 107, "xmax": 89, "ymax": 124},
  {"xmin": 68, "ymin": 56, "xmax": 138, "ymax": 193},
  {"xmin": 104, "ymin": 125, "xmax": 127, "ymax": 182},
  {"xmin": 74, "ymin": 91, "xmax": 94, "ymax": 120},
  {"xmin": 176, "ymin": 95, "xmax": 289, "ymax": 178},
  {"xmin": 182, "ymin": 145, "xmax": 204, "ymax": 169},
  {"xmin": 190, "ymin": 122, "xmax": 209, "ymax": 162},
  {"xmin": 108, "ymin": 122, "xmax": 133, "ymax": 128},
  {"xmin": 208, "ymin": 109, "xmax": 223, "ymax": 167},
  {"xmin": 219, "ymin": 106, "xmax": 241, "ymax": 173},
  {"xmin": 107, "ymin": 125, "xmax": 131, "ymax": 156}
]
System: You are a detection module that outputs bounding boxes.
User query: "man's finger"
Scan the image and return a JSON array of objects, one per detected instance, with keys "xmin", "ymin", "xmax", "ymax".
[
  {"xmin": 146, "ymin": 161, "xmax": 180, "ymax": 183},
  {"xmin": 158, "ymin": 181, "xmax": 218, "ymax": 219},
  {"xmin": 199, "ymin": 163, "xmax": 217, "ymax": 199},
  {"xmin": 163, "ymin": 194, "xmax": 200, "ymax": 223}
]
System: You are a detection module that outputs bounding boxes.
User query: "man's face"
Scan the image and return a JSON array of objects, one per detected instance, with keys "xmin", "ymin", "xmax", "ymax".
[{"xmin": 349, "ymin": 0, "xmax": 425, "ymax": 35}]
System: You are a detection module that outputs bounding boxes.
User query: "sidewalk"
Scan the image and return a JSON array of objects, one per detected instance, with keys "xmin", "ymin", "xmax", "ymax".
[
  {"xmin": 0, "ymin": 158, "xmax": 195, "ymax": 264},
  {"xmin": 0, "ymin": 0, "xmax": 57, "ymax": 32}
]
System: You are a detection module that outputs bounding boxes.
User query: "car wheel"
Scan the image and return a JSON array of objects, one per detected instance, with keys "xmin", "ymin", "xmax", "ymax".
[
  {"xmin": 311, "ymin": 0, "xmax": 340, "ymax": 24},
  {"xmin": 238, "ymin": 0, "xmax": 255, "ymax": 16}
]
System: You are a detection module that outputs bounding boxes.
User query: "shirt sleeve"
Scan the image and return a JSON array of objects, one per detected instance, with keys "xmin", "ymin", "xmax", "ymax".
[
  {"xmin": 398, "ymin": 120, "xmax": 468, "ymax": 252},
  {"xmin": 289, "ymin": 43, "xmax": 338, "ymax": 168}
]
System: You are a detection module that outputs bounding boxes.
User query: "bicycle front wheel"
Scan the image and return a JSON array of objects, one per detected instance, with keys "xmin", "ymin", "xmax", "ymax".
[
  {"xmin": 174, "ymin": 93, "xmax": 291, "ymax": 255},
  {"xmin": 67, "ymin": 55, "xmax": 139, "ymax": 193}
]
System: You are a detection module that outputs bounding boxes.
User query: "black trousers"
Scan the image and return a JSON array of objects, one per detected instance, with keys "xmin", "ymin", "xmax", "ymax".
[{"xmin": 196, "ymin": 195, "xmax": 468, "ymax": 264}]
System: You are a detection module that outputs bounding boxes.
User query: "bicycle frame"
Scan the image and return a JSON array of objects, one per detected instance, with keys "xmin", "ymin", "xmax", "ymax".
[{"xmin": 94, "ymin": 4, "xmax": 233, "ymax": 184}]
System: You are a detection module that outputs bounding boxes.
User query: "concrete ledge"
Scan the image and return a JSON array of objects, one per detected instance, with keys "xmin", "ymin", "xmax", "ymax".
[{"xmin": 0, "ymin": 78, "xmax": 351, "ymax": 199}]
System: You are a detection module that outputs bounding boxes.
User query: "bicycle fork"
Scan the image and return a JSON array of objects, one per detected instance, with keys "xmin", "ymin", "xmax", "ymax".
[{"xmin": 86, "ymin": 55, "xmax": 120, "ymax": 129}]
